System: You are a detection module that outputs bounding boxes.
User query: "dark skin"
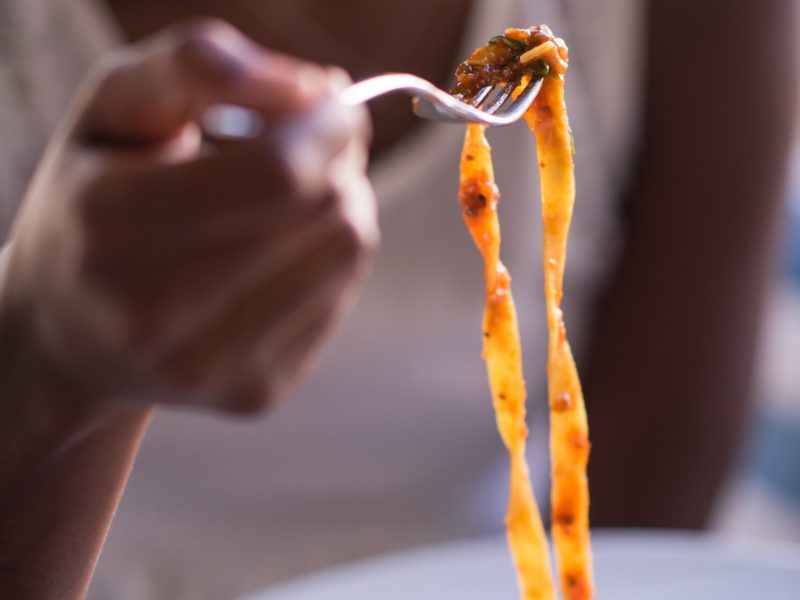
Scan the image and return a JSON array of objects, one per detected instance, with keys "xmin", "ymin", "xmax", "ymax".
[{"xmin": 0, "ymin": 0, "xmax": 797, "ymax": 596}]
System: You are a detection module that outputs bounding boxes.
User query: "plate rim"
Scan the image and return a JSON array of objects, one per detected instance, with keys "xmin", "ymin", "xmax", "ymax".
[{"xmin": 242, "ymin": 528, "xmax": 800, "ymax": 599}]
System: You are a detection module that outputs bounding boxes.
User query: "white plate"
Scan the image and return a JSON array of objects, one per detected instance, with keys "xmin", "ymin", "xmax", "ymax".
[{"xmin": 244, "ymin": 530, "xmax": 800, "ymax": 599}]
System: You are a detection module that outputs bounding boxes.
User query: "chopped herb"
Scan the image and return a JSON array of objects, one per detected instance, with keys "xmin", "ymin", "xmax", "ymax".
[
  {"xmin": 488, "ymin": 34, "xmax": 526, "ymax": 56},
  {"xmin": 568, "ymin": 127, "xmax": 576, "ymax": 156},
  {"xmin": 530, "ymin": 59, "xmax": 551, "ymax": 80}
]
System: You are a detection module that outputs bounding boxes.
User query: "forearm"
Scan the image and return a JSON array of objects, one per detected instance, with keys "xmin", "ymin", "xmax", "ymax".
[
  {"xmin": 584, "ymin": 0, "xmax": 798, "ymax": 528},
  {"xmin": 0, "ymin": 409, "xmax": 152, "ymax": 599},
  {"xmin": 0, "ymin": 244, "xmax": 153, "ymax": 598}
]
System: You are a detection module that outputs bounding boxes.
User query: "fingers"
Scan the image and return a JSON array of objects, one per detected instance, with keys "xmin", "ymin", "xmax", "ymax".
[
  {"xmin": 142, "ymin": 156, "xmax": 376, "ymax": 410},
  {"xmin": 74, "ymin": 18, "xmax": 331, "ymax": 144},
  {"xmin": 154, "ymin": 202, "xmax": 369, "ymax": 404},
  {"xmin": 229, "ymin": 292, "xmax": 352, "ymax": 414},
  {"xmin": 84, "ymin": 198, "xmax": 339, "ymax": 346},
  {"xmin": 80, "ymin": 127, "xmax": 335, "ymax": 247},
  {"xmin": 78, "ymin": 155, "xmax": 376, "ymax": 371},
  {"xmin": 77, "ymin": 80, "xmax": 374, "ymax": 272},
  {"xmin": 43, "ymin": 20, "xmax": 379, "ymax": 410}
]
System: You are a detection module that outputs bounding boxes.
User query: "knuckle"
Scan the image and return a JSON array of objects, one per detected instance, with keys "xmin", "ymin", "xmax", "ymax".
[
  {"xmin": 331, "ymin": 210, "xmax": 370, "ymax": 260},
  {"xmin": 172, "ymin": 17, "xmax": 233, "ymax": 47},
  {"xmin": 316, "ymin": 100, "xmax": 365, "ymax": 150},
  {"xmin": 170, "ymin": 19, "xmax": 245, "ymax": 88},
  {"xmin": 324, "ymin": 65, "xmax": 353, "ymax": 91},
  {"xmin": 331, "ymin": 101, "xmax": 371, "ymax": 146},
  {"xmin": 330, "ymin": 177, "xmax": 379, "ymax": 254},
  {"xmin": 225, "ymin": 373, "xmax": 277, "ymax": 415},
  {"xmin": 351, "ymin": 104, "xmax": 372, "ymax": 144}
]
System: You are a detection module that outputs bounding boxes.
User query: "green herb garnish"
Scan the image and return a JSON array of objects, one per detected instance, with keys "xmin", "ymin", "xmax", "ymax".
[
  {"xmin": 488, "ymin": 35, "xmax": 526, "ymax": 56},
  {"xmin": 530, "ymin": 59, "xmax": 551, "ymax": 79}
]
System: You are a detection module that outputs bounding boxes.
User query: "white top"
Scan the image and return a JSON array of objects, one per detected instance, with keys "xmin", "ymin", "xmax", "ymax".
[{"xmin": 0, "ymin": 1, "xmax": 644, "ymax": 598}]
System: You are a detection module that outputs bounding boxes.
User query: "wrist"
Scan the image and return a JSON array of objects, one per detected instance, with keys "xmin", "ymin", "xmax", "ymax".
[
  {"xmin": 0, "ymin": 244, "xmax": 102, "ymax": 464},
  {"xmin": 0, "ymin": 244, "xmax": 153, "ymax": 597}
]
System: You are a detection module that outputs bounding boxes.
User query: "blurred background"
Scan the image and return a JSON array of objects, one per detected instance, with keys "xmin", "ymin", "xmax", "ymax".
[{"xmin": 715, "ymin": 138, "xmax": 800, "ymax": 541}]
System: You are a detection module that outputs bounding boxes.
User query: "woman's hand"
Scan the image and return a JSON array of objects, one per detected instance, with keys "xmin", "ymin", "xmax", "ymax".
[
  {"xmin": 0, "ymin": 22, "xmax": 377, "ymax": 597},
  {"xmin": 0, "ymin": 19, "xmax": 378, "ymax": 416}
]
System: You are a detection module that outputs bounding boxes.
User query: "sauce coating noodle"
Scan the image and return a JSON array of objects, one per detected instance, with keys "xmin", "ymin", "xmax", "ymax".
[{"xmin": 456, "ymin": 26, "xmax": 594, "ymax": 600}]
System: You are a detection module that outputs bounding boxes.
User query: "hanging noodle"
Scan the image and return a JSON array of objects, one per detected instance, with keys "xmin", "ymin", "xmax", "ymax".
[{"xmin": 455, "ymin": 26, "xmax": 594, "ymax": 600}]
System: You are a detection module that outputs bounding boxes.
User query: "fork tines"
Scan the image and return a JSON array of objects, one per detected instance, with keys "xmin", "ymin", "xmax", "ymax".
[{"xmin": 470, "ymin": 82, "xmax": 517, "ymax": 115}]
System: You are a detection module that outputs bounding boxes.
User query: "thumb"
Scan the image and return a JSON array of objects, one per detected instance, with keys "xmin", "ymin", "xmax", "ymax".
[{"xmin": 73, "ymin": 18, "xmax": 330, "ymax": 144}]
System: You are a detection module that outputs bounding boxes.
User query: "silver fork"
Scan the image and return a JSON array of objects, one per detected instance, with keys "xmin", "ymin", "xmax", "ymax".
[
  {"xmin": 340, "ymin": 73, "xmax": 542, "ymax": 126},
  {"xmin": 203, "ymin": 74, "xmax": 541, "ymax": 138}
]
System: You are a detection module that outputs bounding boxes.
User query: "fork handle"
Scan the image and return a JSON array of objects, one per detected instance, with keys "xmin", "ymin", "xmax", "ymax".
[
  {"xmin": 202, "ymin": 74, "xmax": 430, "ymax": 139},
  {"xmin": 339, "ymin": 73, "xmax": 481, "ymax": 123},
  {"xmin": 339, "ymin": 73, "xmax": 444, "ymax": 105},
  {"xmin": 341, "ymin": 73, "xmax": 543, "ymax": 126}
]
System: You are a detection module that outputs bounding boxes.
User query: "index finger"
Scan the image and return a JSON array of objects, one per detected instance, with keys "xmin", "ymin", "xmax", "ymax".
[{"xmin": 74, "ymin": 18, "xmax": 330, "ymax": 144}]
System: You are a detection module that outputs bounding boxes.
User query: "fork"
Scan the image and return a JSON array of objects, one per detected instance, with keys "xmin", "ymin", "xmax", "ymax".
[
  {"xmin": 203, "ymin": 74, "xmax": 542, "ymax": 138},
  {"xmin": 339, "ymin": 73, "xmax": 542, "ymax": 126}
]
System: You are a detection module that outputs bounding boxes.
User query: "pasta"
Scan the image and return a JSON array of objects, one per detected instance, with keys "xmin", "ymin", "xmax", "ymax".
[{"xmin": 455, "ymin": 26, "xmax": 594, "ymax": 600}]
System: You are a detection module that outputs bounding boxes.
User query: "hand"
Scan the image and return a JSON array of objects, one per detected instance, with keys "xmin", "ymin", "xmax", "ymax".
[{"xmin": 0, "ymin": 19, "xmax": 378, "ymax": 415}]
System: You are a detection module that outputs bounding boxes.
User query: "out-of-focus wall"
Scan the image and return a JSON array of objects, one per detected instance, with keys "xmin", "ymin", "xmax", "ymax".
[{"xmin": 714, "ymin": 138, "xmax": 800, "ymax": 541}]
